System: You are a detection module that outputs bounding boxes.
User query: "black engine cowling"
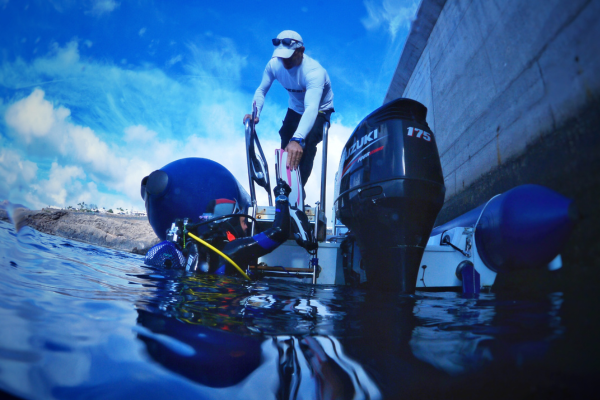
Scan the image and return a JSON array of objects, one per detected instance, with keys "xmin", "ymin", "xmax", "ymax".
[{"xmin": 334, "ymin": 98, "xmax": 445, "ymax": 292}]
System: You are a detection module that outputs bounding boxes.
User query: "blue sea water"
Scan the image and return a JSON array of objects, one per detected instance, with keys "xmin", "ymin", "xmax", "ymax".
[{"xmin": 0, "ymin": 219, "xmax": 595, "ymax": 399}]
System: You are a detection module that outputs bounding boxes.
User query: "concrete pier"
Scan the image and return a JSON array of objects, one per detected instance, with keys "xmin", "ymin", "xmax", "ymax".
[{"xmin": 386, "ymin": 0, "xmax": 600, "ymax": 287}]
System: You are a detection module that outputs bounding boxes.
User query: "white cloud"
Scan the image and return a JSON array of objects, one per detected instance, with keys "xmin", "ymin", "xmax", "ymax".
[
  {"xmin": 0, "ymin": 37, "xmax": 357, "ymax": 222},
  {"xmin": 69, "ymin": 124, "xmax": 123, "ymax": 177},
  {"xmin": 124, "ymin": 125, "xmax": 158, "ymax": 143},
  {"xmin": 186, "ymin": 39, "xmax": 247, "ymax": 82},
  {"xmin": 4, "ymin": 89, "xmax": 134, "ymax": 205},
  {"xmin": 166, "ymin": 54, "xmax": 183, "ymax": 68},
  {"xmin": 139, "ymin": 27, "xmax": 147, "ymax": 37},
  {"xmin": 2, "ymin": 85, "xmax": 254, "ymax": 210},
  {"xmin": 0, "ymin": 148, "xmax": 38, "ymax": 198},
  {"xmin": 87, "ymin": 0, "xmax": 120, "ymax": 16},
  {"xmin": 29, "ymin": 40, "xmax": 81, "ymax": 77},
  {"xmin": 5, "ymin": 89, "xmax": 124, "ymax": 180},
  {"xmin": 34, "ymin": 163, "xmax": 86, "ymax": 206},
  {"xmin": 4, "ymin": 88, "xmax": 66, "ymax": 142},
  {"xmin": 5, "ymin": 158, "xmax": 127, "ymax": 210},
  {"xmin": 361, "ymin": 0, "xmax": 418, "ymax": 40}
]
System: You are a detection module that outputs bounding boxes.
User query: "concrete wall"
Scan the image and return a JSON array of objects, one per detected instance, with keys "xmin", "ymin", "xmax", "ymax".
[
  {"xmin": 387, "ymin": 0, "xmax": 600, "ymax": 200},
  {"xmin": 385, "ymin": 0, "xmax": 600, "ymax": 283}
]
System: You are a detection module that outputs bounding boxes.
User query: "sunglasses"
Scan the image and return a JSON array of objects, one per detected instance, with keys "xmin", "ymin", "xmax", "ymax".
[{"xmin": 272, "ymin": 38, "xmax": 303, "ymax": 47}]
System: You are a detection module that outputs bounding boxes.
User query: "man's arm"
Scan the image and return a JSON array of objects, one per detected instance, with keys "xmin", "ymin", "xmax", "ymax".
[{"xmin": 244, "ymin": 62, "xmax": 275, "ymax": 124}]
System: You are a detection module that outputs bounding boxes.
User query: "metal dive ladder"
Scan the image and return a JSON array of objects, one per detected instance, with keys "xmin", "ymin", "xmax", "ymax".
[{"xmin": 244, "ymin": 103, "xmax": 330, "ymax": 284}]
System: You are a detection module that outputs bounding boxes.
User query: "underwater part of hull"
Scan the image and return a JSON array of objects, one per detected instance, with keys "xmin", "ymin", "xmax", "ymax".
[{"xmin": 141, "ymin": 158, "xmax": 251, "ymax": 241}]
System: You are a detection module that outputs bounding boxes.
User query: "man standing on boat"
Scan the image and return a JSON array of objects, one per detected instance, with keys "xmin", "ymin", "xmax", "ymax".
[{"xmin": 243, "ymin": 30, "xmax": 334, "ymax": 187}]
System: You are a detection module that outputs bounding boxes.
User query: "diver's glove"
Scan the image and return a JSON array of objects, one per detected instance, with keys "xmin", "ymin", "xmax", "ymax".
[
  {"xmin": 273, "ymin": 179, "xmax": 292, "ymax": 199},
  {"xmin": 290, "ymin": 206, "xmax": 318, "ymax": 251}
]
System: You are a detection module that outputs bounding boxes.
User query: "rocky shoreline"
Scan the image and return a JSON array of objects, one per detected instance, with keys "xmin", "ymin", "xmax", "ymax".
[{"xmin": 0, "ymin": 208, "xmax": 160, "ymax": 255}]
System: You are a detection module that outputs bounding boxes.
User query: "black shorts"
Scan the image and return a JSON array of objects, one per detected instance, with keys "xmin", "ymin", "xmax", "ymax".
[{"xmin": 279, "ymin": 108, "xmax": 333, "ymax": 187}]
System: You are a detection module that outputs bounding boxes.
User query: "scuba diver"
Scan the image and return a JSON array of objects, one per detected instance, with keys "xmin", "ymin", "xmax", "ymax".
[{"xmin": 144, "ymin": 179, "xmax": 315, "ymax": 278}]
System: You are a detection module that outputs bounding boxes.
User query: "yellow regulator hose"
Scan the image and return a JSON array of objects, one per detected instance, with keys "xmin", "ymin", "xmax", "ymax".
[{"xmin": 187, "ymin": 232, "xmax": 251, "ymax": 281}]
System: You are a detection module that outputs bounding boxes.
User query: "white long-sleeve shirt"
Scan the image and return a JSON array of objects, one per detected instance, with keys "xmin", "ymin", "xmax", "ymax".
[{"xmin": 252, "ymin": 55, "xmax": 334, "ymax": 140}]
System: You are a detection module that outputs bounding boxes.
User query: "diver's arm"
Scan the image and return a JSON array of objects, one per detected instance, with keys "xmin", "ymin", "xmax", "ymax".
[{"xmin": 220, "ymin": 185, "xmax": 290, "ymax": 267}]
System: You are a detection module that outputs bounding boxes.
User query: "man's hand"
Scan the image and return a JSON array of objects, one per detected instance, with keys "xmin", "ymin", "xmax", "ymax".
[
  {"xmin": 285, "ymin": 140, "xmax": 303, "ymax": 171},
  {"xmin": 243, "ymin": 114, "xmax": 259, "ymax": 124}
]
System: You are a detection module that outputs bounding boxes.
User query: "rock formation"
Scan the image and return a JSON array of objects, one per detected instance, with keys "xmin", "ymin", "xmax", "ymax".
[{"xmin": 0, "ymin": 208, "xmax": 160, "ymax": 255}]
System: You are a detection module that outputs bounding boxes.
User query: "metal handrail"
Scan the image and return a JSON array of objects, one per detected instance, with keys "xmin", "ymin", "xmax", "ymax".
[
  {"xmin": 319, "ymin": 121, "xmax": 330, "ymax": 212},
  {"xmin": 244, "ymin": 120, "xmax": 257, "ymax": 204},
  {"xmin": 245, "ymin": 103, "xmax": 273, "ymax": 236},
  {"xmin": 244, "ymin": 120, "xmax": 258, "ymax": 236}
]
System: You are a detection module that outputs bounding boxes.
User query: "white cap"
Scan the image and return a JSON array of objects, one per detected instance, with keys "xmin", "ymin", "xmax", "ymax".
[{"xmin": 272, "ymin": 30, "xmax": 304, "ymax": 58}]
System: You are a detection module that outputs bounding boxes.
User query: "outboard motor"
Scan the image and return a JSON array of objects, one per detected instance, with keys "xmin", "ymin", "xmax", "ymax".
[
  {"xmin": 141, "ymin": 158, "xmax": 251, "ymax": 241},
  {"xmin": 334, "ymin": 99, "xmax": 445, "ymax": 292}
]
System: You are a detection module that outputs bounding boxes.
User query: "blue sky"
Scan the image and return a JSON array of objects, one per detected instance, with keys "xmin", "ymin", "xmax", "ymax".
[{"xmin": 0, "ymin": 0, "xmax": 418, "ymax": 214}]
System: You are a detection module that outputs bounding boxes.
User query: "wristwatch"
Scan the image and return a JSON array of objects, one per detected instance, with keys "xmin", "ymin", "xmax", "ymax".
[{"xmin": 289, "ymin": 137, "xmax": 305, "ymax": 149}]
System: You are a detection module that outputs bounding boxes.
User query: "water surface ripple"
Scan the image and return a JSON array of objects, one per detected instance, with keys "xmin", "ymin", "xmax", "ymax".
[{"xmin": 0, "ymin": 221, "xmax": 590, "ymax": 399}]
